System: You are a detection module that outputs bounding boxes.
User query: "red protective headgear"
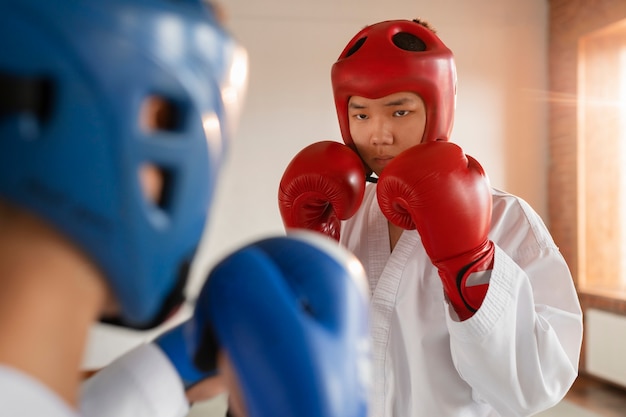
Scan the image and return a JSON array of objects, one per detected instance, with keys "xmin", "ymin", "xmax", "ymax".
[{"xmin": 331, "ymin": 19, "xmax": 457, "ymax": 146}]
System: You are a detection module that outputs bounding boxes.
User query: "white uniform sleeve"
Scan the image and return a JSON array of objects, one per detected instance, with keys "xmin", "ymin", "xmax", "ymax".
[
  {"xmin": 446, "ymin": 202, "xmax": 583, "ymax": 417},
  {"xmin": 0, "ymin": 365, "xmax": 79, "ymax": 417},
  {"xmin": 80, "ymin": 343, "xmax": 190, "ymax": 417}
]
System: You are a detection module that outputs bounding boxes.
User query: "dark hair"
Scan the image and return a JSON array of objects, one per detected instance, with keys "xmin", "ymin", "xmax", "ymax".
[{"xmin": 412, "ymin": 18, "xmax": 437, "ymax": 33}]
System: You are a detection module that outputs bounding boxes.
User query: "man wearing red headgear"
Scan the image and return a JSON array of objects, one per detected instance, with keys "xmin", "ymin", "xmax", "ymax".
[{"xmin": 279, "ymin": 19, "xmax": 583, "ymax": 417}]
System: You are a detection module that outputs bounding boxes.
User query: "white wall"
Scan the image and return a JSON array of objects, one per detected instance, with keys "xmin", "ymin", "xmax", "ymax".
[
  {"xmin": 586, "ymin": 309, "xmax": 626, "ymax": 388},
  {"xmin": 84, "ymin": 0, "xmax": 549, "ymax": 373}
]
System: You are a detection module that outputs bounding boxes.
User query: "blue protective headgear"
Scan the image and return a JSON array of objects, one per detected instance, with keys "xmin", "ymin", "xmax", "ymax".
[{"xmin": 0, "ymin": 0, "xmax": 248, "ymax": 328}]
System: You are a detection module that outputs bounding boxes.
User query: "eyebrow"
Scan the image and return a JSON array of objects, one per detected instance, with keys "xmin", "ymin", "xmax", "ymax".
[
  {"xmin": 383, "ymin": 97, "xmax": 414, "ymax": 106},
  {"xmin": 348, "ymin": 97, "xmax": 415, "ymax": 109},
  {"xmin": 349, "ymin": 102, "xmax": 367, "ymax": 109}
]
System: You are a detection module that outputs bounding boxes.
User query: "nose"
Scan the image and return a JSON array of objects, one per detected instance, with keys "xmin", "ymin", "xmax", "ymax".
[{"xmin": 370, "ymin": 118, "xmax": 393, "ymax": 145}]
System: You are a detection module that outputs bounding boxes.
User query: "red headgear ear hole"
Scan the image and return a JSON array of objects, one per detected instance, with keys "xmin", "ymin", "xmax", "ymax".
[
  {"xmin": 391, "ymin": 32, "xmax": 426, "ymax": 51},
  {"xmin": 345, "ymin": 37, "xmax": 367, "ymax": 58}
]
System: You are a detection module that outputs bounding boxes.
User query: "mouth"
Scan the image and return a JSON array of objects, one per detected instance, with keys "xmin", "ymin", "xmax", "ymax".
[{"xmin": 373, "ymin": 155, "xmax": 394, "ymax": 169}]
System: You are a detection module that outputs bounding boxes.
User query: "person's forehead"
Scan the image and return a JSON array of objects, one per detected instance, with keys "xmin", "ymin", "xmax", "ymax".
[{"xmin": 349, "ymin": 91, "xmax": 422, "ymax": 106}]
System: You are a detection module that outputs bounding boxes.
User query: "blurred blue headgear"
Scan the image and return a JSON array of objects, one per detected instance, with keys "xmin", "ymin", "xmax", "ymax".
[{"xmin": 0, "ymin": 0, "xmax": 248, "ymax": 328}]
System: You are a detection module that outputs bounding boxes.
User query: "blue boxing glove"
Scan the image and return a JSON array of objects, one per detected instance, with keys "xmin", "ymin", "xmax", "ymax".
[
  {"xmin": 208, "ymin": 231, "xmax": 371, "ymax": 417},
  {"xmin": 154, "ymin": 308, "xmax": 219, "ymax": 389}
]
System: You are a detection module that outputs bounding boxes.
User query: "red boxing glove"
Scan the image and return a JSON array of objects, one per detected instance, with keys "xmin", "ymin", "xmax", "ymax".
[
  {"xmin": 377, "ymin": 141, "xmax": 494, "ymax": 320},
  {"xmin": 278, "ymin": 141, "xmax": 366, "ymax": 241}
]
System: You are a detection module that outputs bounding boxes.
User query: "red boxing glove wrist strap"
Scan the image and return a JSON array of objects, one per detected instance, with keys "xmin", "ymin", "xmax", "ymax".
[{"xmin": 434, "ymin": 241, "xmax": 495, "ymax": 320}]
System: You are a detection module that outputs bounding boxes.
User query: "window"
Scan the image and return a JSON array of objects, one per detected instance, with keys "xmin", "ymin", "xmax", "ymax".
[{"xmin": 578, "ymin": 19, "xmax": 626, "ymax": 298}]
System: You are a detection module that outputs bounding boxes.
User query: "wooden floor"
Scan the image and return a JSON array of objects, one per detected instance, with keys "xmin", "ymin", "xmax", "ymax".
[
  {"xmin": 565, "ymin": 374, "xmax": 626, "ymax": 417},
  {"xmin": 187, "ymin": 373, "xmax": 626, "ymax": 417}
]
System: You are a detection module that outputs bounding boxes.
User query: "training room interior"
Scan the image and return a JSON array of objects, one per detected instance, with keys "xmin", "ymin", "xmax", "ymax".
[{"xmin": 81, "ymin": 1, "xmax": 626, "ymax": 416}]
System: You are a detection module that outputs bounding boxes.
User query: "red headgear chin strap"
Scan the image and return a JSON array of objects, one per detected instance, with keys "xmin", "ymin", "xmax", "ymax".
[{"xmin": 331, "ymin": 19, "xmax": 457, "ymax": 146}]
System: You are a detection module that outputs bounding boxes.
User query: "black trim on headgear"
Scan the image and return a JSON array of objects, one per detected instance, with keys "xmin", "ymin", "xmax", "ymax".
[
  {"xmin": 193, "ymin": 319, "xmax": 220, "ymax": 372},
  {"xmin": 0, "ymin": 72, "xmax": 53, "ymax": 121},
  {"xmin": 100, "ymin": 259, "xmax": 191, "ymax": 330}
]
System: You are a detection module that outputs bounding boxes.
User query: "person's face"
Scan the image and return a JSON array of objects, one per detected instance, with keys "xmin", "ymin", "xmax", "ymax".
[{"xmin": 348, "ymin": 91, "xmax": 426, "ymax": 176}]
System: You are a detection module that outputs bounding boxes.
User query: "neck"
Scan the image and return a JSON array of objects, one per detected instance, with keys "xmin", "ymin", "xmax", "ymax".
[
  {"xmin": 388, "ymin": 221, "xmax": 404, "ymax": 252},
  {"xmin": 0, "ymin": 203, "xmax": 107, "ymax": 408}
]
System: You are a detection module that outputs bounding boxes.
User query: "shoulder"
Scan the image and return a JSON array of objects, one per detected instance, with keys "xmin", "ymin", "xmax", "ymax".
[
  {"xmin": 490, "ymin": 188, "xmax": 556, "ymax": 254},
  {"xmin": 491, "ymin": 188, "xmax": 544, "ymax": 223},
  {"xmin": 0, "ymin": 366, "xmax": 78, "ymax": 417}
]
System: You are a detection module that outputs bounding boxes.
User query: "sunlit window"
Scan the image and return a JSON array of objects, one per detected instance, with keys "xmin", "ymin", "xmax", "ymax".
[{"xmin": 578, "ymin": 19, "xmax": 626, "ymax": 297}]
